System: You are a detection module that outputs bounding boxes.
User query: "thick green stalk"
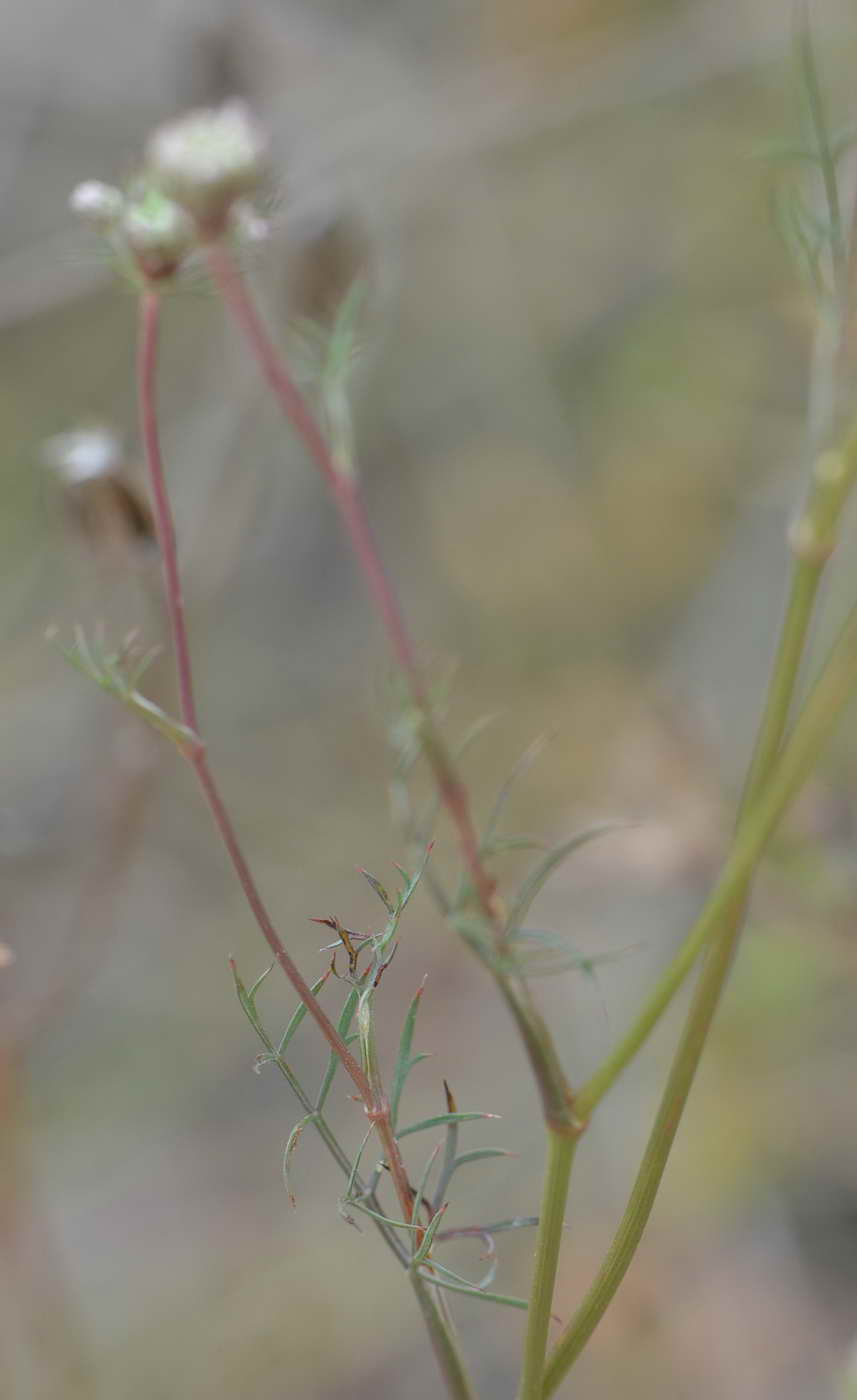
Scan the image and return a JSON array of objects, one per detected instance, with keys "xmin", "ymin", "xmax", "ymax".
[
  {"xmin": 518, "ymin": 1132, "xmax": 577, "ymax": 1400},
  {"xmin": 543, "ymin": 598, "xmax": 857, "ymax": 1394}
]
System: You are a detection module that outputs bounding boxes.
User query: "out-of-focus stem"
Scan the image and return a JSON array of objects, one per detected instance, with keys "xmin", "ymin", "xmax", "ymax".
[
  {"xmin": 202, "ymin": 241, "xmax": 502, "ymax": 931},
  {"xmin": 137, "ymin": 288, "xmax": 373, "ymax": 1102},
  {"xmin": 138, "ymin": 286, "xmax": 429, "ymax": 1316},
  {"xmin": 202, "ymin": 240, "xmax": 580, "ymax": 1142},
  {"xmin": 576, "ymin": 410, "xmax": 857, "ymax": 1119},
  {"xmin": 544, "ymin": 589, "xmax": 857, "ymax": 1393},
  {"xmin": 517, "ymin": 1132, "xmax": 577, "ymax": 1400}
]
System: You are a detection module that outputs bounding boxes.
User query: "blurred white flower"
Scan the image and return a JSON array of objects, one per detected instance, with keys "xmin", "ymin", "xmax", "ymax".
[
  {"xmin": 69, "ymin": 180, "xmax": 124, "ymax": 229},
  {"xmin": 42, "ymin": 426, "xmax": 123, "ymax": 484},
  {"xmin": 145, "ymin": 100, "xmax": 268, "ymax": 231}
]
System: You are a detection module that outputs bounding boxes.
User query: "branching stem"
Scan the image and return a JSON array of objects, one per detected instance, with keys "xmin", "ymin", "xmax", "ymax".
[
  {"xmin": 137, "ymin": 283, "xmax": 470, "ymax": 1395},
  {"xmin": 202, "ymin": 241, "xmax": 502, "ymax": 932},
  {"xmin": 138, "ymin": 287, "xmax": 373, "ymax": 1101}
]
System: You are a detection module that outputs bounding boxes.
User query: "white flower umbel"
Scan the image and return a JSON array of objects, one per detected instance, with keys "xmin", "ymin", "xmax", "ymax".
[{"xmin": 145, "ymin": 100, "xmax": 268, "ymax": 234}]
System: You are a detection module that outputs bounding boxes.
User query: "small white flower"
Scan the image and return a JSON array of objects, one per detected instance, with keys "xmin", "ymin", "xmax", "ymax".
[
  {"xmin": 69, "ymin": 180, "xmax": 124, "ymax": 229},
  {"xmin": 146, "ymin": 100, "xmax": 268, "ymax": 232},
  {"xmin": 42, "ymin": 426, "xmax": 123, "ymax": 484},
  {"xmin": 120, "ymin": 188, "xmax": 196, "ymax": 280}
]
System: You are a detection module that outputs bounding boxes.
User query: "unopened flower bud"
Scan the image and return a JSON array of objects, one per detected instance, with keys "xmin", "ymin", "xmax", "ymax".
[
  {"xmin": 69, "ymin": 180, "xmax": 124, "ymax": 229},
  {"xmin": 145, "ymin": 100, "xmax": 268, "ymax": 234},
  {"xmin": 120, "ymin": 189, "xmax": 195, "ymax": 281}
]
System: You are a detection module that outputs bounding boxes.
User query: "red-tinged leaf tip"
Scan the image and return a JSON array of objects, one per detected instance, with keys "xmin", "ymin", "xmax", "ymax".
[
  {"xmin": 443, "ymin": 1079, "xmax": 457, "ymax": 1114},
  {"xmin": 227, "ymin": 956, "xmax": 237, "ymax": 971}
]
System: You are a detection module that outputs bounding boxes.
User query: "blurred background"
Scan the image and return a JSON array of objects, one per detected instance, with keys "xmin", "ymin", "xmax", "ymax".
[{"xmin": 2, "ymin": 1, "xmax": 857, "ymax": 1396}]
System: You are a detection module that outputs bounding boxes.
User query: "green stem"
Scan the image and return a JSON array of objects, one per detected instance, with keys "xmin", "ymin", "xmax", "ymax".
[
  {"xmin": 410, "ymin": 1271, "xmax": 479, "ymax": 1400},
  {"xmin": 493, "ymin": 976, "xmax": 579, "ymax": 1135},
  {"xmin": 355, "ymin": 984, "xmax": 480, "ymax": 1399},
  {"xmin": 207, "ymin": 237, "xmax": 578, "ymax": 1140},
  {"xmin": 542, "ymin": 921, "xmax": 737, "ymax": 1394},
  {"xmin": 577, "ymin": 420, "xmax": 857, "ymax": 1119},
  {"xmin": 740, "ymin": 564, "xmax": 820, "ymax": 809},
  {"xmin": 518, "ymin": 1132, "xmax": 577, "ymax": 1400},
  {"xmin": 543, "ymin": 598, "xmax": 857, "ymax": 1394},
  {"xmin": 248, "ymin": 1026, "xmax": 407, "ymax": 1264},
  {"xmin": 574, "ymin": 589, "xmax": 841, "ymax": 1119}
]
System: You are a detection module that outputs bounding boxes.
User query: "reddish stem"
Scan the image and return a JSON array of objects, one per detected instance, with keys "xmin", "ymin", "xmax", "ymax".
[
  {"xmin": 138, "ymin": 290, "xmax": 199, "ymax": 736},
  {"xmin": 203, "ymin": 241, "xmax": 501, "ymax": 930},
  {"xmin": 136, "ymin": 287, "xmax": 372, "ymax": 1102}
]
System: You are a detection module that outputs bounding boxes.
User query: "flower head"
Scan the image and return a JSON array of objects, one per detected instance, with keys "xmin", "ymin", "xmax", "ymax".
[
  {"xmin": 119, "ymin": 186, "xmax": 196, "ymax": 281},
  {"xmin": 145, "ymin": 100, "xmax": 268, "ymax": 234}
]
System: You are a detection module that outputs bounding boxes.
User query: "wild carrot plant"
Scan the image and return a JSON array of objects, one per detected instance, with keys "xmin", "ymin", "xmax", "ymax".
[{"xmin": 57, "ymin": 21, "xmax": 857, "ymax": 1397}]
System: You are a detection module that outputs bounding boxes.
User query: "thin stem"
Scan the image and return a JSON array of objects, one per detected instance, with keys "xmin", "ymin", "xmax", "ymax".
[
  {"xmin": 577, "ymin": 416, "xmax": 857, "ymax": 1118},
  {"xmin": 239, "ymin": 990, "xmax": 407, "ymax": 1264},
  {"xmin": 517, "ymin": 1132, "xmax": 577, "ymax": 1400},
  {"xmin": 797, "ymin": 13, "xmax": 846, "ymax": 295},
  {"xmin": 356, "ymin": 985, "xmax": 479, "ymax": 1397},
  {"xmin": 136, "ymin": 288, "xmax": 372, "ymax": 1102},
  {"xmin": 542, "ymin": 923, "xmax": 736, "ymax": 1395},
  {"xmin": 357, "ymin": 990, "xmax": 418, "ymax": 1237},
  {"xmin": 539, "ymin": 168, "xmax": 857, "ymax": 1386},
  {"xmin": 573, "ymin": 582, "xmax": 839, "ymax": 1121},
  {"xmin": 204, "ymin": 238, "xmax": 579, "ymax": 1137},
  {"xmin": 544, "ymin": 598, "xmax": 857, "ymax": 1394},
  {"xmin": 190, "ymin": 753, "xmax": 370, "ymax": 1094},
  {"xmin": 739, "ymin": 565, "xmax": 820, "ymax": 810},
  {"xmin": 139, "ymin": 281, "xmax": 477, "ymax": 1400},
  {"xmin": 138, "ymin": 290, "xmax": 199, "ymax": 735},
  {"xmin": 410, "ymin": 1270, "xmax": 479, "ymax": 1400},
  {"xmin": 203, "ymin": 240, "xmax": 501, "ymax": 931}
]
